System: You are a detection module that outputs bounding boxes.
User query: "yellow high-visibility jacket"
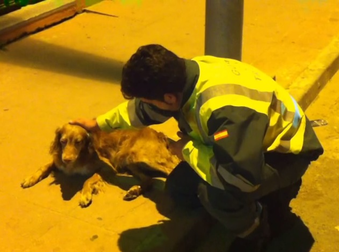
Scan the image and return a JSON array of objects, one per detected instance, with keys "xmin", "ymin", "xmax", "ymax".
[{"xmin": 96, "ymin": 56, "xmax": 323, "ymax": 192}]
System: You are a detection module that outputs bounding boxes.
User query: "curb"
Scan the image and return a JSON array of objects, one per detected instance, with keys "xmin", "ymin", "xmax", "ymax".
[
  {"xmin": 288, "ymin": 36, "xmax": 339, "ymax": 111},
  {"xmin": 0, "ymin": 0, "xmax": 80, "ymax": 46}
]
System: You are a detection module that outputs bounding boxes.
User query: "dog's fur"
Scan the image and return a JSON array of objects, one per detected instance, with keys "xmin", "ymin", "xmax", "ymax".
[{"xmin": 21, "ymin": 124, "xmax": 180, "ymax": 207}]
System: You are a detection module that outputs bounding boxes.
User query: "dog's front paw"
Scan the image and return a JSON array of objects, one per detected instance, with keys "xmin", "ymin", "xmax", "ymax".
[
  {"xmin": 21, "ymin": 176, "xmax": 40, "ymax": 188},
  {"xmin": 79, "ymin": 190, "xmax": 92, "ymax": 208},
  {"xmin": 124, "ymin": 185, "xmax": 142, "ymax": 201}
]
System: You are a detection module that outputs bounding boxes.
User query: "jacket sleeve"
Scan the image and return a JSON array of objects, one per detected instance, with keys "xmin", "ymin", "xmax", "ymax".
[
  {"xmin": 96, "ymin": 99, "xmax": 173, "ymax": 131},
  {"xmin": 182, "ymin": 105, "xmax": 272, "ymax": 192}
]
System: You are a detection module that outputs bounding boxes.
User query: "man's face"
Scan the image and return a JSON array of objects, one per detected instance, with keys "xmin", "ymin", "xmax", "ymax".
[{"xmin": 140, "ymin": 93, "xmax": 182, "ymax": 111}]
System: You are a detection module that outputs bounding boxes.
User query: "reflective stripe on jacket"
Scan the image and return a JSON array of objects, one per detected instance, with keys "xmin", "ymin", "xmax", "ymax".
[
  {"xmin": 181, "ymin": 56, "xmax": 310, "ymax": 192},
  {"xmin": 96, "ymin": 56, "xmax": 323, "ymax": 192}
]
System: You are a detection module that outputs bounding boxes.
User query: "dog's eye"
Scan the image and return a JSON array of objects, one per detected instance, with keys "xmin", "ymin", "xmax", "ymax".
[
  {"xmin": 60, "ymin": 139, "xmax": 67, "ymax": 145},
  {"xmin": 75, "ymin": 139, "xmax": 82, "ymax": 145}
]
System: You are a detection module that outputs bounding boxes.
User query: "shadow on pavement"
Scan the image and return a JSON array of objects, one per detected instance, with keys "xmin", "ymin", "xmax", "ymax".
[
  {"xmin": 117, "ymin": 203, "xmax": 315, "ymax": 252},
  {"xmin": 117, "ymin": 206, "xmax": 215, "ymax": 252},
  {"xmin": 50, "ymin": 170, "xmax": 87, "ymax": 201},
  {"xmin": 48, "ymin": 170, "xmax": 314, "ymax": 251},
  {"xmin": 117, "ymin": 180, "xmax": 217, "ymax": 252},
  {"xmin": 49, "ymin": 167, "xmax": 172, "ymax": 206},
  {"xmin": 48, "ymin": 167, "xmax": 314, "ymax": 251},
  {"xmin": 0, "ymin": 38, "xmax": 123, "ymax": 83}
]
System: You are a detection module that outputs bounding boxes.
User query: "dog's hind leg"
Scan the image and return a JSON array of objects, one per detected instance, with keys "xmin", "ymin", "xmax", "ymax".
[
  {"xmin": 79, "ymin": 172, "xmax": 106, "ymax": 207},
  {"xmin": 21, "ymin": 162, "xmax": 56, "ymax": 188},
  {"xmin": 123, "ymin": 164, "xmax": 154, "ymax": 201}
]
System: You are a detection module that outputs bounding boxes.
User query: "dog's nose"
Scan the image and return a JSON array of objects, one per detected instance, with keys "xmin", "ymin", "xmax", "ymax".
[{"xmin": 62, "ymin": 157, "xmax": 74, "ymax": 164}]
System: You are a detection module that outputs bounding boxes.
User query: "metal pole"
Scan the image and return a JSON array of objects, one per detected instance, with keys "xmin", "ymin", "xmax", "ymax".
[{"xmin": 205, "ymin": 0, "xmax": 244, "ymax": 60}]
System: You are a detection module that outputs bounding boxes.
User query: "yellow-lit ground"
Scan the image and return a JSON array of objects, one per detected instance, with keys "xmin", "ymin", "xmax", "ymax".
[
  {"xmin": 1, "ymin": 0, "xmax": 339, "ymax": 251},
  {"xmin": 292, "ymin": 70, "xmax": 339, "ymax": 251}
]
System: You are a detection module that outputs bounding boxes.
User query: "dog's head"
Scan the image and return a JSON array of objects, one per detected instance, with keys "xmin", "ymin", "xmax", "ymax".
[{"xmin": 50, "ymin": 124, "xmax": 90, "ymax": 167}]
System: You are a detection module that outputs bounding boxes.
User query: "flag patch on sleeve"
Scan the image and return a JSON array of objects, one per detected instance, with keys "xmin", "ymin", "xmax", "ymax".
[{"xmin": 214, "ymin": 129, "xmax": 229, "ymax": 141}]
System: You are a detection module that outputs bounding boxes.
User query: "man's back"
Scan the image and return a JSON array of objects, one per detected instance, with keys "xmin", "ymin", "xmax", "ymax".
[{"xmin": 191, "ymin": 56, "xmax": 322, "ymax": 157}]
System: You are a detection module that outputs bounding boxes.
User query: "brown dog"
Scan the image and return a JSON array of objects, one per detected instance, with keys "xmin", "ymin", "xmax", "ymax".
[{"xmin": 21, "ymin": 124, "xmax": 180, "ymax": 207}]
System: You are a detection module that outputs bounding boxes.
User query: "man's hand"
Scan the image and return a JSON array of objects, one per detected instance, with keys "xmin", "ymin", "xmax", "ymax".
[
  {"xmin": 69, "ymin": 118, "xmax": 100, "ymax": 132},
  {"xmin": 169, "ymin": 132, "xmax": 192, "ymax": 160}
]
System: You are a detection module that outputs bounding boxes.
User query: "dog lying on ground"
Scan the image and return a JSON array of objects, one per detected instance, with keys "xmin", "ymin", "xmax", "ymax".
[{"xmin": 21, "ymin": 124, "xmax": 180, "ymax": 207}]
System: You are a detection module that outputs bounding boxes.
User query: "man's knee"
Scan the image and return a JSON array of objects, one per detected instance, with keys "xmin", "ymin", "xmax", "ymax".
[
  {"xmin": 165, "ymin": 161, "xmax": 202, "ymax": 208},
  {"xmin": 197, "ymin": 182, "xmax": 258, "ymax": 235}
]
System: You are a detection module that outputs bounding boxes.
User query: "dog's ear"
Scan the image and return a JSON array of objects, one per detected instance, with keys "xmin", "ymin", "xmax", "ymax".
[
  {"xmin": 87, "ymin": 140, "xmax": 95, "ymax": 155},
  {"xmin": 86, "ymin": 133, "xmax": 97, "ymax": 156},
  {"xmin": 157, "ymin": 132, "xmax": 170, "ymax": 148},
  {"xmin": 49, "ymin": 127, "xmax": 62, "ymax": 155}
]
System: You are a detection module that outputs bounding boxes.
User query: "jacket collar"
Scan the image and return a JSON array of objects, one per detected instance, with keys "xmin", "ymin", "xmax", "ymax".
[{"xmin": 180, "ymin": 59, "xmax": 199, "ymax": 107}]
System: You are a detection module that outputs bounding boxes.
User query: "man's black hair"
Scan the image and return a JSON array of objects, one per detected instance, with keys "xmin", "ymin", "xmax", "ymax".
[{"xmin": 121, "ymin": 44, "xmax": 187, "ymax": 100}]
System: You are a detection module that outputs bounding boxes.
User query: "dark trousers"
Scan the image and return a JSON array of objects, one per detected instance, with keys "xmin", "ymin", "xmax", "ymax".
[{"xmin": 165, "ymin": 153, "xmax": 311, "ymax": 250}]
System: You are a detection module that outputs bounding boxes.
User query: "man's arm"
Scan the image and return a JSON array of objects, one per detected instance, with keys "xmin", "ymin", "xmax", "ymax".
[
  {"xmin": 207, "ymin": 106, "xmax": 271, "ymax": 191},
  {"xmin": 181, "ymin": 105, "xmax": 270, "ymax": 191},
  {"xmin": 71, "ymin": 98, "xmax": 173, "ymax": 132}
]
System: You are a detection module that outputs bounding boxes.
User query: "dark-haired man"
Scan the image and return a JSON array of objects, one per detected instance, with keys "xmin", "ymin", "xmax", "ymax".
[{"xmin": 71, "ymin": 44, "xmax": 323, "ymax": 251}]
